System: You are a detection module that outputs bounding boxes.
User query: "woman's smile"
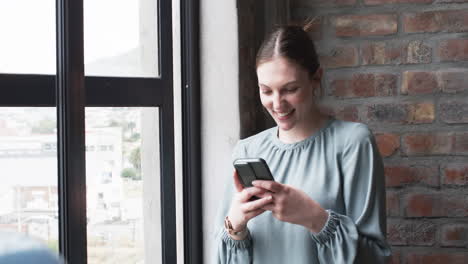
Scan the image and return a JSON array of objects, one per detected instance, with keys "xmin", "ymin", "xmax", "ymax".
[{"xmin": 275, "ymin": 109, "xmax": 295, "ymax": 120}]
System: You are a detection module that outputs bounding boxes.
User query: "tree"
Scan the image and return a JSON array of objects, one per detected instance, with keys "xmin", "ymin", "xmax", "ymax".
[
  {"xmin": 129, "ymin": 147, "xmax": 141, "ymax": 177},
  {"xmin": 121, "ymin": 168, "xmax": 137, "ymax": 179}
]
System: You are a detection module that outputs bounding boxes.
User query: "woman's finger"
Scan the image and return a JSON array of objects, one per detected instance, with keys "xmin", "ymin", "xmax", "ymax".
[
  {"xmin": 261, "ymin": 203, "xmax": 275, "ymax": 212},
  {"xmin": 241, "ymin": 195, "xmax": 273, "ymax": 212},
  {"xmin": 251, "ymin": 180, "xmax": 283, "ymax": 193},
  {"xmin": 233, "ymin": 170, "xmax": 244, "ymax": 193},
  {"xmin": 254, "ymin": 191, "xmax": 273, "ymax": 199},
  {"xmin": 244, "ymin": 208, "xmax": 266, "ymax": 221},
  {"xmin": 239, "ymin": 187, "xmax": 267, "ymax": 202}
]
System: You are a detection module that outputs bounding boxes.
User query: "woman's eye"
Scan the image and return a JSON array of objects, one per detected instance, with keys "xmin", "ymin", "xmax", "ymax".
[
  {"xmin": 286, "ymin": 87, "xmax": 299, "ymax": 93},
  {"xmin": 261, "ymin": 90, "xmax": 272, "ymax": 95}
]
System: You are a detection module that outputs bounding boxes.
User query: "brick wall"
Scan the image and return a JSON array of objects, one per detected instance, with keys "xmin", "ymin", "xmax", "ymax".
[{"xmin": 291, "ymin": 0, "xmax": 468, "ymax": 263}]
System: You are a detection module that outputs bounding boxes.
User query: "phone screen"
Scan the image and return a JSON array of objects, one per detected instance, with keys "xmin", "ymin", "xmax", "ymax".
[{"xmin": 233, "ymin": 158, "xmax": 274, "ymax": 188}]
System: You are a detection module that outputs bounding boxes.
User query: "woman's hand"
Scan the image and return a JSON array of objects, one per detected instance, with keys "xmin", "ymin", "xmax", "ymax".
[
  {"xmin": 227, "ymin": 171, "xmax": 274, "ymax": 231},
  {"xmin": 252, "ymin": 180, "xmax": 328, "ymax": 234}
]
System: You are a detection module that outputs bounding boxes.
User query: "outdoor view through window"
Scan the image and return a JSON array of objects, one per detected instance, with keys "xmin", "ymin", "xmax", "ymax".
[
  {"xmin": 0, "ymin": 0, "xmax": 162, "ymax": 263},
  {"xmin": 0, "ymin": 108, "xmax": 162, "ymax": 263}
]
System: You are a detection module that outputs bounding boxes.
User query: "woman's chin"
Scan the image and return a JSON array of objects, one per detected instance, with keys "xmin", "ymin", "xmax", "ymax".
[{"xmin": 277, "ymin": 122, "xmax": 294, "ymax": 131}]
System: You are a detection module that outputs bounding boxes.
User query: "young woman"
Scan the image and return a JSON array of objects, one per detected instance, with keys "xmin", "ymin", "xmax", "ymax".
[{"xmin": 213, "ymin": 23, "xmax": 391, "ymax": 263}]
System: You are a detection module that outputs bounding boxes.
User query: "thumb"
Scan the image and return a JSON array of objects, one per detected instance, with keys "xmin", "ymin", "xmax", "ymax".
[{"xmin": 233, "ymin": 170, "xmax": 244, "ymax": 192}]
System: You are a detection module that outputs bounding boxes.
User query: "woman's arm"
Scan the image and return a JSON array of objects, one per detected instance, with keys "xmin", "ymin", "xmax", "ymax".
[
  {"xmin": 213, "ymin": 171, "xmax": 273, "ymax": 264},
  {"xmin": 211, "ymin": 142, "xmax": 273, "ymax": 264},
  {"xmin": 311, "ymin": 125, "xmax": 391, "ymax": 263}
]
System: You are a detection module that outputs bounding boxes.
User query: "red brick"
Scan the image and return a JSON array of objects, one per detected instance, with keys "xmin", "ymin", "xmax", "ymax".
[
  {"xmin": 438, "ymin": 69, "xmax": 468, "ymax": 93},
  {"xmin": 368, "ymin": 104, "xmax": 407, "ymax": 124},
  {"xmin": 404, "ymin": 192, "xmax": 468, "ymax": 217},
  {"xmin": 387, "ymin": 191, "xmax": 400, "ymax": 216},
  {"xmin": 319, "ymin": 44, "xmax": 358, "ymax": 69},
  {"xmin": 401, "ymin": 132, "xmax": 468, "ymax": 155},
  {"xmin": 361, "ymin": 41, "xmax": 404, "ymax": 65},
  {"xmin": 399, "ymin": 69, "xmax": 468, "ymax": 94},
  {"xmin": 291, "ymin": 0, "xmax": 357, "ymax": 7},
  {"xmin": 335, "ymin": 106, "xmax": 360, "ymax": 122},
  {"xmin": 402, "ymin": 71, "xmax": 439, "ymax": 95},
  {"xmin": 403, "ymin": 133, "xmax": 444, "ymax": 155},
  {"xmin": 406, "ymin": 252, "xmax": 468, "ymax": 264},
  {"xmin": 408, "ymin": 103, "xmax": 435, "ymax": 123},
  {"xmin": 403, "ymin": 10, "xmax": 468, "ymax": 33},
  {"xmin": 333, "ymin": 14, "xmax": 398, "ymax": 37},
  {"xmin": 367, "ymin": 103, "xmax": 434, "ymax": 124},
  {"xmin": 320, "ymin": 105, "xmax": 360, "ymax": 122},
  {"xmin": 361, "ymin": 40, "xmax": 431, "ymax": 65},
  {"xmin": 443, "ymin": 163, "xmax": 468, "ymax": 186},
  {"xmin": 376, "ymin": 133, "xmax": 400, "ymax": 157},
  {"xmin": 331, "ymin": 73, "xmax": 397, "ymax": 98},
  {"xmin": 440, "ymin": 99, "xmax": 468, "ymax": 124},
  {"xmin": 441, "ymin": 223, "xmax": 468, "ymax": 247},
  {"xmin": 387, "ymin": 219, "xmax": 436, "ymax": 246},
  {"xmin": 365, "ymin": 0, "xmax": 432, "ymax": 4},
  {"xmin": 385, "ymin": 165, "xmax": 439, "ymax": 187},
  {"xmin": 439, "ymin": 39, "xmax": 468, "ymax": 62},
  {"xmin": 406, "ymin": 40, "xmax": 432, "ymax": 64},
  {"xmin": 455, "ymin": 133, "xmax": 468, "ymax": 154}
]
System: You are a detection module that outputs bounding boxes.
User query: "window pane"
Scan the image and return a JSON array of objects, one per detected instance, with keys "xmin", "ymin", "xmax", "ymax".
[
  {"xmin": 86, "ymin": 107, "xmax": 161, "ymax": 263},
  {"xmin": 0, "ymin": 1, "xmax": 56, "ymax": 74},
  {"xmin": 84, "ymin": 0, "xmax": 159, "ymax": 78},
  {"xmin": 0, "ymin": 108, "xmax": 58, "ymax": 251}
]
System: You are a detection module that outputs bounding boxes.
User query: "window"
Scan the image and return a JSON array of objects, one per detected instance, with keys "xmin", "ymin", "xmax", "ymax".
[{"xmin": 0, "ymin": 0, "xmax": 178, "ymax": 263}]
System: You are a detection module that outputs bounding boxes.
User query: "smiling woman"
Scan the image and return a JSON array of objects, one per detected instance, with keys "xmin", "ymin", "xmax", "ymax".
[
  {"xmin": 212, "ymin": 21, "xmax": 391, "ymax": 264},
  {"xmin": 257, "ymin": 57, "xmax": 324, "ymax": 143}
]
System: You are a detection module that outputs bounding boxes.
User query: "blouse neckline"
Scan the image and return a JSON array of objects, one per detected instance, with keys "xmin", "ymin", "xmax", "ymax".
[{"xmin": 270, "ymin": 117, "xmax": 335, "ymax": 150}]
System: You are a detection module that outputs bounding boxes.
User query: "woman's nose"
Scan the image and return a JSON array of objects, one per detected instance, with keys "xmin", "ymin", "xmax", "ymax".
[{"xmin": 272, "ymin": 93, "xmax": 284, "ymax": 110}]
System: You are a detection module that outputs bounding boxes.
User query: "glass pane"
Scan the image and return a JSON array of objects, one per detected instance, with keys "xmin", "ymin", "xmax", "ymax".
[
  {"xmin": 86, "ymin": 107, "xmax": 161, "ymax": 264},
  {"xmin": 0, "ymin": 1, "xmax": 56, "ymax": 74},
  {"xmin": 84, "ymin": 0, "xmax": 159, "ymax": 77},
  {"xmin": 0, "ymin": 108, "xmax": 59, "ymax": 251}
]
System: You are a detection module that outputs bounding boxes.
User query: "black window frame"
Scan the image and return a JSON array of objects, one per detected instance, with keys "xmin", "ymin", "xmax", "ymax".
[
  {"xmin": 0, "ymin": 0, "xmax": 178, "ymax": 263},
  {"xmin": 181, "ymin": 0, "xmax": 202, "ymax": 263}
]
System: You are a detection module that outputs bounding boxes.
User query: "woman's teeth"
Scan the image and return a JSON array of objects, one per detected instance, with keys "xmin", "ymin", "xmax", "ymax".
[{"xmin": 277, "ymin": 110, "xmax": 293, "ymax": 117}]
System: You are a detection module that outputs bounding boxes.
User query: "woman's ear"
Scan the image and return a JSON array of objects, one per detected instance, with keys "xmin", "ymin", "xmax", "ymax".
[
  {"xmin": 312, "ymin": 67, "xmax": 323, "ymax": 82},
  {"xmin": 311, "ymin": 68, "xmax": 323, "ymax": 98}
]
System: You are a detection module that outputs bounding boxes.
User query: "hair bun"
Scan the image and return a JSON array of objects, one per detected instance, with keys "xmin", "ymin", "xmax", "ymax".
[{"xmin": 302, "ymin": 17, "xmax": 319, "ymax": 33}]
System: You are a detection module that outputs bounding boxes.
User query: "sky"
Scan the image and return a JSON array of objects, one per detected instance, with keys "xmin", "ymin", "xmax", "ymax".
[{"xmin": 0, "ymin": 0, "xmax": 151, "ymax": 76}]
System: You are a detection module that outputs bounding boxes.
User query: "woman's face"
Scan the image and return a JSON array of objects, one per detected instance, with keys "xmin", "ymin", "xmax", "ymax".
[{"xmin": 257, "ymin": 57, "xmax": 319, "ymax": 133}]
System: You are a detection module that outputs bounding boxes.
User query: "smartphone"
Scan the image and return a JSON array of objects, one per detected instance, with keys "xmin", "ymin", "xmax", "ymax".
[{"xmin": 233, "ymin": 158, "xmax": 275, "ymax": 188}]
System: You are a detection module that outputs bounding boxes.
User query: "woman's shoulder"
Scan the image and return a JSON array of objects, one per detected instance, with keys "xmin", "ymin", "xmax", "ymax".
[
  {"xmin": 328, "ymin": 119, "xmax": 374, "ymax": 144},
  {"xmin": 233, "ymin": 127, "xmax": 276, "ymax": 156}
]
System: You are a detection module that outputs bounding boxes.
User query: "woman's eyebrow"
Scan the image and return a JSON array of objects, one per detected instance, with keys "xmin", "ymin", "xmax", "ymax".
[
  {"xmin": 283, "ymin": 81, "xmax": 299, "ymax": 87},
  {"xmin": 258, "ymin": 80, "xmax": 298, "ymax": 88}
]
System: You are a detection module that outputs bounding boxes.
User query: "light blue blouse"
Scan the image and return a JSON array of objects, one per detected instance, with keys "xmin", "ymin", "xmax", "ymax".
[{"xmin": 212, "ymin": 119, "xmax": 391, "ymax": 263}]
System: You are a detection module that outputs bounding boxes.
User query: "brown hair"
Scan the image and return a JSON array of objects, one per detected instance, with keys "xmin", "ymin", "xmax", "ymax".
[{"xmin": 256, "ymin": 19, "xmax": 320, "ymax": 78}]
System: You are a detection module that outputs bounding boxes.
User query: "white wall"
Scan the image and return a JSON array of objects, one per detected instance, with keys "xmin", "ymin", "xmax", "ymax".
[
  {"xmin": 200, "ymin": 0, "xmax": 240, "ymax": 262},
  {"xmin": 171, "ymin": 0, "xmax": 184, "ymax": 263}
]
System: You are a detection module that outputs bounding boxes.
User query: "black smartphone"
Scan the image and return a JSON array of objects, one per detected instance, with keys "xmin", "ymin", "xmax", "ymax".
[{"xmin": 233, "ymin": 158, "xmax": 275, "ymax": 188}]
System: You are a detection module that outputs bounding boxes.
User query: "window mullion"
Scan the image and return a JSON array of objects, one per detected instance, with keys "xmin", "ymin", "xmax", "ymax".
[{"xmin": 56, "ymin": 0, "xmax": 87, "ymax": 263}]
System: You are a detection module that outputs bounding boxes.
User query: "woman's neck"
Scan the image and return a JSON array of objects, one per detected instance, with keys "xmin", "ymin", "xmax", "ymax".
[{"xmin": 278, "ymin": 110, "xmax": 328, "ymax": 144}]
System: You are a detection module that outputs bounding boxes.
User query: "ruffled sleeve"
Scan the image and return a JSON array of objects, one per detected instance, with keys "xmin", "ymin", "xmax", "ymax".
[
  {"xmin": 311, "ymin": 124, "xmax": 391, "ymax": 263},
  {"xmin": 211, "ymin": 141, "xmax": 254, "ymax": 264}
]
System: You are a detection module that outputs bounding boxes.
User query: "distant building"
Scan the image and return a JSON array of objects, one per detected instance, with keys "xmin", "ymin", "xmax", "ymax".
[{"xmin": 0, "ymin": 127, "xmax": 123, "ymax": 241}]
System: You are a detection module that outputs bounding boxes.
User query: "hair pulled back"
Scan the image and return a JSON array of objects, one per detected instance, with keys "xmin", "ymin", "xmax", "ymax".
[{"xmin": 256, "ymin": 19, "xmax": 320, "ymax": 78}]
